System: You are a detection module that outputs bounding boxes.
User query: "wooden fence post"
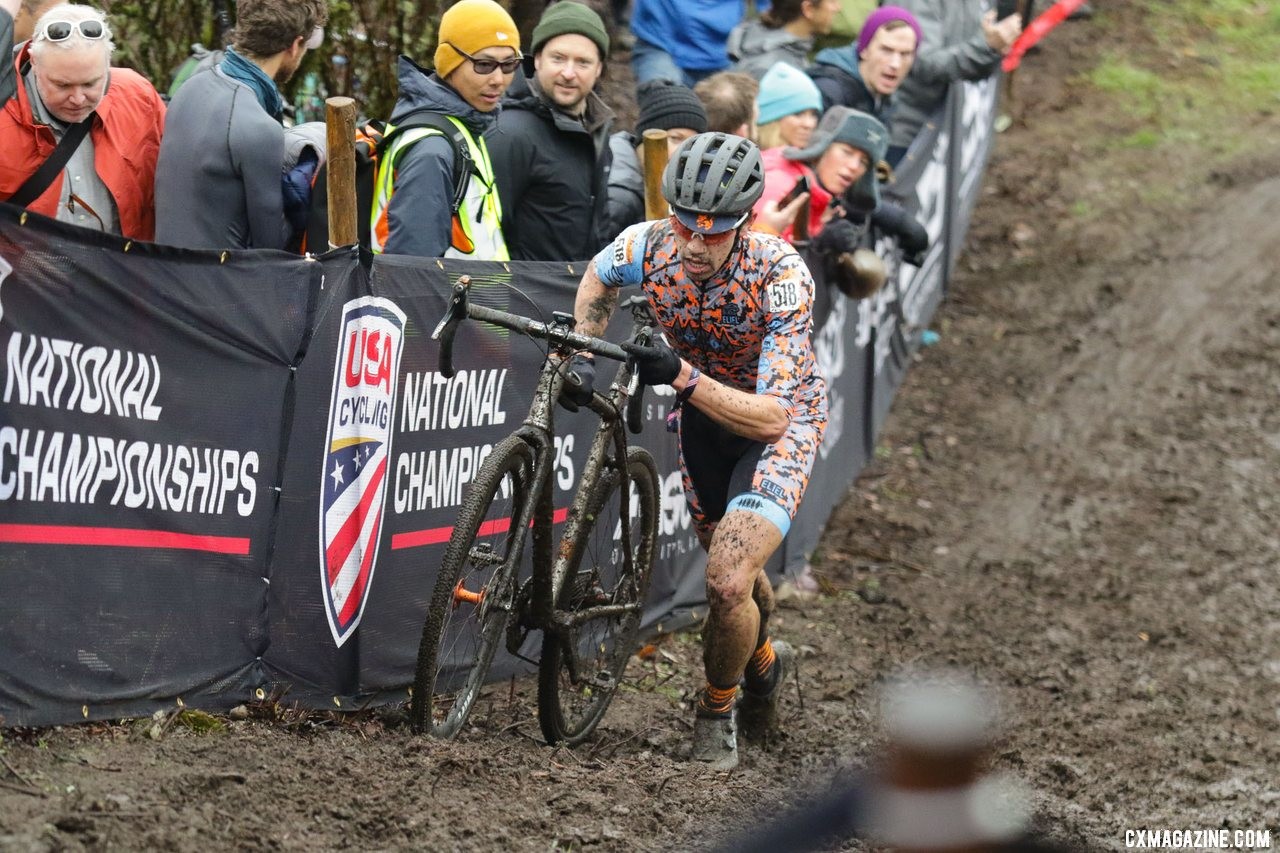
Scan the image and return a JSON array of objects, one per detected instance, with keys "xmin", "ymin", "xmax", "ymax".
[
  {"xmin": 325, "ymin": 96, "xmax": 358, "ymax": 249},
  {"xmin": 642, "ymin": 129, "xmax": 670, "ymax": 222}
]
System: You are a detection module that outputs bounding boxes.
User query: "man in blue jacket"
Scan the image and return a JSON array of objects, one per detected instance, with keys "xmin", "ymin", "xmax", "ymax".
[{"xmin": 630, "ymin": 0, "xmax": 748, "ymax": 87}]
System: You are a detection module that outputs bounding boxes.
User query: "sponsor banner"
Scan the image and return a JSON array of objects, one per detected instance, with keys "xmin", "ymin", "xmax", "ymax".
[
  {"xmin": 320, "ymin": 296, "xmax": 406, "ymax": 647},
  {"xmin": 870, "ymin": 82, "xmax": 994, "ymax": 440},
  {"xmin": 782, "ymin": 80, "xmax": 998, "ymax": 579},
  {"xmin": 0, "ymin": 209, "xmax": 315, "ymax": 724},
  {"xmin": 265, "ymin": 257, "xmax": 704, "ymax": 699},
  {"xmin": 950, "ymin": 77, "xmax": 1001, "ymax": 275}
]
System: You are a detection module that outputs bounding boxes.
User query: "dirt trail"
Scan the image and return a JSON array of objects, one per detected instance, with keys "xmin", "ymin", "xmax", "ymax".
[{"xmin": 4, "ymin": 6, "xmax": 1280, "ymax": 851}]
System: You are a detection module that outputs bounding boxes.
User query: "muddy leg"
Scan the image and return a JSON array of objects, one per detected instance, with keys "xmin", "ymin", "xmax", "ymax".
[{"xmin": 702, "ymin": 511, "xmax": 783, "ymax": 688}]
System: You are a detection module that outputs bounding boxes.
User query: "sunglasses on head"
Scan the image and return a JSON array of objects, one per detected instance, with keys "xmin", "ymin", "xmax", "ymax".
[
  {"xmin": 37, "ymin": 19, "xmax": 107, "ymax": 42},
  {"xmin": 448, "ymin": 43, "xmax": 523, "ymax": 75},
  {"xmin": 669, "ymin": 215, "xmax": 741, "ymax": 245}
]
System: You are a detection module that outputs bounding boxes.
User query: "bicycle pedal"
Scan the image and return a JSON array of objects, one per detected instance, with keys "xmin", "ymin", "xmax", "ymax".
[{"xmin": 590, "ymin": 671, "xmax": 618, "ymax": 690}]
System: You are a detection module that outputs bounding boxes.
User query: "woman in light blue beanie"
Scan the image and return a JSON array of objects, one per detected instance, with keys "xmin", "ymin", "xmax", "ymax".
[{"xmin": 756, "ymin": 61, "xmax": 823, "ymax": 150}]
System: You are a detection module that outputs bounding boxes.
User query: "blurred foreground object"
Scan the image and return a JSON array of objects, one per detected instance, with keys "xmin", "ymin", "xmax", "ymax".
[{"xmin": 713, "ymin": 670, "xmax": 1091, "ymax": 853}]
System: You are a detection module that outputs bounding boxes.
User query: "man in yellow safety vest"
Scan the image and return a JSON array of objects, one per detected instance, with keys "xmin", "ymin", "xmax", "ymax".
[{"xmin": 370, "ymin": 0, "xmax": 520, "ymax": 259}]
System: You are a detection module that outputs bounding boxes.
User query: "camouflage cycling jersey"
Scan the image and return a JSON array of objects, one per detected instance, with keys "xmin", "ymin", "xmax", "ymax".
[
  {"xmin": 593, "ymin": 220, "xmax": 828, "ymax": 537},
  {"xmin": 595, "ymin": 220, "xmax": 828, "ymax": 426}
]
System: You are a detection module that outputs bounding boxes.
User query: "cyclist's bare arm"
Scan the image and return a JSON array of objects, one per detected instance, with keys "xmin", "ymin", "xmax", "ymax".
[
  {"xmin": 572, "ymin": 263, "xmax": 620, "ymax": 340},
  {"xmin": 574, "ymin": 265, "xmax": 789, "ymax": 444},
  {"xmin": 674, "ymin": 360, "xmax": 790, "ymax": 444}
]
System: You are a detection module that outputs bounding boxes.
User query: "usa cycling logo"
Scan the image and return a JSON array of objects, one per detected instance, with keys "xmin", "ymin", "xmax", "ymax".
[{"xmin": 320, "ymin": 296, "xmax": 406, "ymax": 647}]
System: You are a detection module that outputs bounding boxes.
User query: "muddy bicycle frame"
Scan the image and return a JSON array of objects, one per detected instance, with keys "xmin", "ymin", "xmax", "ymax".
[{"xmin": 430, "ymin": 274, "xmax": 655, "ymax": 653}]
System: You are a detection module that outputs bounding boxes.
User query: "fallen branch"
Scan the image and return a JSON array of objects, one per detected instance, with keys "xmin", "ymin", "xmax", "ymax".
[
  {"xmin": 0, "ymin": 751, "xmax": 33, "ymax": 787},
  {"xmin": 0, "ymin": 778, "xmax": 45, "ymax": 798}
]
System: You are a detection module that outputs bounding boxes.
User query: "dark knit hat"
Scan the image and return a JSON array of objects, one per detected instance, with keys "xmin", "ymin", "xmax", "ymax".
[
  {"xmin": 531, "ymin": 1, "xmax": 610, "ymax": 60},
  {"xmin": 636, "ymin": 80, "xmax": 708, "ymax": 135}
]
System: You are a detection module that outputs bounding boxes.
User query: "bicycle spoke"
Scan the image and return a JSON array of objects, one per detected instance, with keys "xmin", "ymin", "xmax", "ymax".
[{"xmin": 538, "ymin": 447, "xmax": 659, "ymax": 745}]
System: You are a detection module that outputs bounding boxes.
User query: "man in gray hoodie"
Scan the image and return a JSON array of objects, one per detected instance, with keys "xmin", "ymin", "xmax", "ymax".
[
  {"xmin": 889, "ymin": 0, "xmax": 1020, "ymax": 157},
  {"xmin": 807, "ymin": 5, "xmax": 920, "ymax": 127},
  {"xmin": 154, "ymin": 0, "xmax": 327, "ymax": 250},
  {"xmin": 727, "ymin": 0, "xmax": 840, "ymax": 79}
]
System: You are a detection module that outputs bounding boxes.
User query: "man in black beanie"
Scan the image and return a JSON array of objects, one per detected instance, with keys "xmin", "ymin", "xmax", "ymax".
[
  {"xmin": 601, "ymin": 80, "xmax": 709, "ymax": 239},
  {"xmin": 488, "ymin": 0, "xmax": 615, "ymax": 261}
]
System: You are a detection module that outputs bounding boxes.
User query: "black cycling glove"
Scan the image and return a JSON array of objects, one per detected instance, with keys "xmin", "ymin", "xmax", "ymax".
[
  {"xmin": 622, "ymin": 340, "xmax": 682, "ymax": 387},
  {"xmin": 870, "ymin": 200, "xmax": 930, "ymax": 258},
  {"xmin": 557, "ymin": 355, "xmax": 596, "ymax": 412},
  {"xmin": 812, "ymin": 218, "xmax": 862, "ymax": 256}
]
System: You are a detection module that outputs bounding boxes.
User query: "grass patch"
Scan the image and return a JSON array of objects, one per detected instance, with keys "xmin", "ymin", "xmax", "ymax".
[
  {"xmin": 1119, "ymin": 128, "xmax": 1162, "ymax": 149},
  {"xmin": 1089, "ymin": 61, "xmax": 1165, "ymax": 123},
  {"xmin": 1088, "ymin": 1, "xmax": 1279, "ymax": 128},
  {"xmin": 1054, "ymin": 0, "xmax": 1280, "ymax": 233}
]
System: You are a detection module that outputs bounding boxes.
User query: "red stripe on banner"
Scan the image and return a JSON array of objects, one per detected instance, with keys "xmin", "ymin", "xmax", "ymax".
[
  {"xmin": 338, "ymin": 504, "xmax": 383, "ymax": 626},
  {"xmin": 0, "ymin": 524, "xmax": 251, "ymax": 555},
  {"xmin": 325, "ymin": 456, "xmax": 388, "ymax": 586},
  {"xmin": 390, "ymin": 506, "xmax": 570, "ymax": 551}
]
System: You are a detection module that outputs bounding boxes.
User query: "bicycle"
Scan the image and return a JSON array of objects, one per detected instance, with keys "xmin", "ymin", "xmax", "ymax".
[{"xmin": 409, "ymin": 275, "xmax": 661, "ymax": 746}]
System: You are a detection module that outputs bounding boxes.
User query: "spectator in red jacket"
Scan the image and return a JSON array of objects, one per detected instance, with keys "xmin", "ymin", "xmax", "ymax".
[
  {"xmin": 0, "ymin": 4, "xmax": 165, "ymax": 239},
  {"xmin": 754, "ymin": 105, "xmax": 887, "ymax": 244}
]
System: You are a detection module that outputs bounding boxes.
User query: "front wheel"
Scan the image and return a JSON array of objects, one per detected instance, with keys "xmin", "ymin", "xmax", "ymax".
[
  {"xmin": 538, "ymin": 446, "xmax": 659, "ymax": 745},
  {"xmin": 411, "ymin": 435, "xmax": 533, "ymax": 738}
]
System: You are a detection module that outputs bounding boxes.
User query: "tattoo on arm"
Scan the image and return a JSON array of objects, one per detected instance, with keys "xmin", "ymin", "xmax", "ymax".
[{"xmin": 582, "ymin": 290, "xmax": 618, "ymax": 337}]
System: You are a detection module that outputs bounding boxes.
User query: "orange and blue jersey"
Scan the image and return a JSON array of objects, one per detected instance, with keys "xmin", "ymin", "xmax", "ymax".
[
  {"xmin": 595, "ymin": 220, "xmax": 827, "ymax": 427},
  {"xmin": 593, "ymin": 220, "xmax": 828, "ymax": 537}
]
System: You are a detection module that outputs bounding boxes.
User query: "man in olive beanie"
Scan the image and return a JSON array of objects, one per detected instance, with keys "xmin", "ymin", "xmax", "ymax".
[
  {"xmin": 489, "ymin": 1, "xmax": 616, "ymax": 261},
  {"xmin": 370, "ymin": 0, "xmax": 520, "ymax": 258}
]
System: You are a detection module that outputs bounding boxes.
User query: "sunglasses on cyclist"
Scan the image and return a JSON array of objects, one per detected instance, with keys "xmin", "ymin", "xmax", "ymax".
[
  {"xmin": 448, "ymin": 43, "xmax": 523, "ymax": 75},
  {"xmin": 36, "ymin": 19, "xmax": 107, "ymax": 42},
  {"xmin": 669, "ymin": 215, "xmax": 742, "ymax": 246}
]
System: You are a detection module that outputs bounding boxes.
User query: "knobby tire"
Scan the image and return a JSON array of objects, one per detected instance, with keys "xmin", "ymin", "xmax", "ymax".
[
  {"xmin": 537, "ymin": 446, "xmax": 659, "ymax": 745},
  {"xmin": 411, "ymin": 435, "xmax": 533, "ymax": 738}
]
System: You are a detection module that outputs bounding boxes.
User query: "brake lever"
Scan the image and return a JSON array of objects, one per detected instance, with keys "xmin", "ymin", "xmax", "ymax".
[
  {"xmin": 431, "ymin": 276, "xmax": 471, "ymax": 379},
  {"xmin": 624, "ymin": 324, "xmax": 653, "ymax": 435}
]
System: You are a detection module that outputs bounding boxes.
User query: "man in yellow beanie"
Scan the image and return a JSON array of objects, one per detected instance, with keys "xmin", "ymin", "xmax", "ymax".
[{"xmin": 369, "ymin": 0, "xmax": 521, "ymax": 258}]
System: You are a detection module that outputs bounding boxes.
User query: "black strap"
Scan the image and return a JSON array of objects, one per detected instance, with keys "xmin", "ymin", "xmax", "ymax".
[
  {"xmin": 6, "ymin": 115, "xmax": 94, "ymax": 207},
  {"xmin": 379, "ymin": 110, "xmax": 476, "ymax": 214}
]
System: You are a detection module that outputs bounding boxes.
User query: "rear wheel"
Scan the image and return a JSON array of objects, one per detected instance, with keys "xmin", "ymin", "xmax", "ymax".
[
  {"xmin": 411, "ymin": 435, "xmax": 533, "ymax": 738},
  {"xmin": 537, "ymin": 446, "xmax": 659, "ymax": 745}
]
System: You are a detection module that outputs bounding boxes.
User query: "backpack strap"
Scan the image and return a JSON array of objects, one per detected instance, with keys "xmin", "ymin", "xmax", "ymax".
[{"xmin": 379, "ymin": 111, "xmax": 476, "ymax": 214}]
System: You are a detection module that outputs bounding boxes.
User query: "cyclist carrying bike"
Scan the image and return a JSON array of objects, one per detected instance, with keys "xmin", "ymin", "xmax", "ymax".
[{"xmin": 565, "ymin": 131, "xmax": 827, "ymax": 770}]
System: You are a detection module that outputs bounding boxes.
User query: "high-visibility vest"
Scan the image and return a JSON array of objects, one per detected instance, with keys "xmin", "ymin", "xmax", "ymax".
[{"xmin": 369, "ymin": 115, "xmax": 508, "ymax": 261}]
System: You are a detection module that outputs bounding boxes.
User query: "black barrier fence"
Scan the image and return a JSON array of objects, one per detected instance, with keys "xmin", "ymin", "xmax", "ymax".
[{"xmin": 0, "ymin": 80, "xmax": 998, "ymax": 726}]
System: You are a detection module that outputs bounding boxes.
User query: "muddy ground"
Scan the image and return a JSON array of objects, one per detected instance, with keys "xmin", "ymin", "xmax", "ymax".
[{"xmin": 3, "ymin": 5, "xmax": 1279, "ymax": 851}]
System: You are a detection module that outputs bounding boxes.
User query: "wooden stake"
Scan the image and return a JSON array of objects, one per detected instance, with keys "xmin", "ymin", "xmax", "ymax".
[
  {"xmin": 642, "ymin": 129, "xmax": 670, "ymax": 223},
  {"xmin": 325, "ymin": 96, "xmax": 358, "ymax": 249}
]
